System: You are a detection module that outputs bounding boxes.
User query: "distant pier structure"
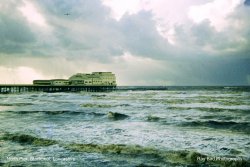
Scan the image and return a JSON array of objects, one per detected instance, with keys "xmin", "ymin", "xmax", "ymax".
[
  {"xmin": 0, "ymin": 72, "xmax": 117, "ymax": 94},
  {"xmin": 0, "ymin": 85, "xmax": 116, "ymax": 93}
]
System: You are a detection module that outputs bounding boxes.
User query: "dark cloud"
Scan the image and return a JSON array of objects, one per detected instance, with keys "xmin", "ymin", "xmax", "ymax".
[
  {"xmin": 119, "ymin": 11, "xmax": 171, "ymax": 59},
  {"xmin": 244, "ymin": 0, "xmax": 250, "ymax": 6},
  {"xmin": 32, "ymin": 0, "xmax": 172, "ymax": 61},
  {"xmin": 0, "ymin": 0, "xmax": 249, "ymax": 85},
  {"xmin": 31, "ymin": 0, "xmax": 124, "ymax": 61},
  {"xmin": 176, "ymin": 20, "xmax": 249, "ymax": 57},
  {"xmin": 0, "ymin": 18, "xmax": 35, "ymax": 54},
  {"xmin": 0, "ymin": 2, "xmax": 35, "ymax": 54},
  {"xmin": 173, "ymin": 58, "xmax": 250, "ymax": 85},
  {"xmin": 35, "ymin": 0, "xmax": 110, "ymax": 22}
]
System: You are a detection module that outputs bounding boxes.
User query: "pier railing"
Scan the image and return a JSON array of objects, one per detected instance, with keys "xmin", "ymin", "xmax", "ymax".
[{"xmin": 0, "ymin": 84, "xmax": 116, "ymax": 94}]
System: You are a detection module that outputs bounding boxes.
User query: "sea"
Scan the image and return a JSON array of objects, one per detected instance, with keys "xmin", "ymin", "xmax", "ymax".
[{"xmin": 0, "ymin": 86, "xmax": 249, "ymax": 167}]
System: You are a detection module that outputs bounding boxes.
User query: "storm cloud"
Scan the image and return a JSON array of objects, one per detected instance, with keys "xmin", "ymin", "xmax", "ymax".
[
  {"xmin": 0, "ymin": 0, "xmax": 249, "ymax": 85},
  {"xmin": 245, "ymin": 0, "xmax": 250, "ymax": 6}
]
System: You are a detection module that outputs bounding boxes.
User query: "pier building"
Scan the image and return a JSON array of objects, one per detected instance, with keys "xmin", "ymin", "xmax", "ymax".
[{"xmin": 0, "ymin": 72, "xmax": 116, "ymax": 93}]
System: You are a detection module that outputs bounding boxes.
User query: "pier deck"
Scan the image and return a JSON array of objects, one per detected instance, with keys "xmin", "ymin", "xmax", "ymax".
[{"xmin": 0, "ymin": 84, "xmax": 116, "ymax": 94}]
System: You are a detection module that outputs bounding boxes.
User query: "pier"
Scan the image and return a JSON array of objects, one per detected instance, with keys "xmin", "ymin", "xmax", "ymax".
[{"xmin": 0, "ymin": 84, "xmax": 116, "ymax": 94}]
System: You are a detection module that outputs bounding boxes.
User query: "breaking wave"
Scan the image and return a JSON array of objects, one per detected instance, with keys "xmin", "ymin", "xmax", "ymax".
[
  {"xmin": 107, "ymin": 112, "xmax": 129, "ymax": 121},
  {"xmin": 1, "ymin": 132, "xmax": 57, "ymax": 146},
  {"xmin": 1, "ymin": 132, "xmax": 249, "ymax": 167},
  {"xmin": 5, "ymin": 110, "xmax": 106, "ymax": 117},
  {"xmin": 180, "ymin": 121, "xmax": 250, "ymax": 134},
  {"xmin": 0, "ymin": 103, "xmax": 33, "ymax": 106},
  {"xmin": 80, "ymin": 103, "xmax": 131, "ymax": 108},
  {"xmin": 81, "ymin": 103, "xmax": 113, "ymax": 108},
  {"xmin": 167, "ymin": 106, "xmax": 250, "ymax": 113},
  {"xmin": 146, "ymin": 115, "xmax": 161, "ymax": 122},
  {"xmin": 1, "ymin": 87, "xmax": 249, "ymax": 166}
]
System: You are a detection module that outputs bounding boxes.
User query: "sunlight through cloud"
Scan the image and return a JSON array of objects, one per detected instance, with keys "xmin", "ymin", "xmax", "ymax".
[{"xmin": 18, "ymin": 0, "xmax": 47, "ymax": 27}]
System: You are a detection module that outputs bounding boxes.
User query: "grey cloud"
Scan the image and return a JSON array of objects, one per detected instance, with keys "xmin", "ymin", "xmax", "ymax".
[
  {"xmin": 244, "ymin": 0, "xmax": 250, "ymax": 6},
  {"xmin": 154, "ymin": 4, "xmax": 250, "ymax": 85},
  {"xmin": 0, "ymin": 2, "xmax": 35, "ymax": 54},
  {"xmin": 0, "ymin": 0, "xmax": 249, "ymax": 85},
  {"xmin": 32, "ymin": 0, "xmax": 124, "ymax": 61},
  {"xmin": 118, "ymin": 11, "xmax": 171, "ymax": 59},
  {"xmin": 174, "ymin": 12, "xmax": 250, "ymax": 59},
  {"xmin": 35, "ymin": 0, "xmax": 110, "ymax": 22},
  {"xmin": 1, "ymin": 0, "xmax": 171, "ymax": 61},
  {"xmin": 172, "ymin": 58, "xmax": 250, "ymax": 85},
  {"xmin": 114, "ymin": 56, "xmax": 250, "ymax": 85},
  {"xmin": 33, "ymin": 0, "xmax": 172, "ymax": 62}
]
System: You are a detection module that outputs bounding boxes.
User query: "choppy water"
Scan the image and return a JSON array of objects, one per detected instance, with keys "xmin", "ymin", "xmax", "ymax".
[{"xmin": 0, "ymin": 86, "xmax": 249, "ymax": 167}]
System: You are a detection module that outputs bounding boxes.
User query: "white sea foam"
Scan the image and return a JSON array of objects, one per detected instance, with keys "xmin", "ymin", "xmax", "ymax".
[{"xmin": 0, "ymin": 88, "xmax": 249, "ymax": 166}]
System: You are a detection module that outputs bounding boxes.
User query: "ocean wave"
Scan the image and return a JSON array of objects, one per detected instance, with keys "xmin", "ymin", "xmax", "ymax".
[
  {"xmin": 107, "ymin": 112, "xmax": 129, "ymax": 121},
  {"xmin": 146, "ymin": 115, "xmax": 161, "ymax": 122},
  {"xmin": 200, "ymin": 115, "xmax": 238, "ymax": 121},
  {"xmin": 0, "ymin": 103, "xmax": 33, "ymax": 107},
  {"xmin": 4, "ymin": 110, "xmax": 132, "ymax": 121},
  {"xmin": 167, "ymin": 106, "xmax": 250, "ymax": 113},
  {"xmin": 80, "ymin": 103, "xmax": 113, "ymax": 108},
  {"xmin": 1, "ymin": 132, "xmax": 57, "ymax": 146},
  {"xmin": 218, "ymin": 100, "xmax": 249, "ymax": 106},
  {"xmin": 91, "ymin": 94, "xmax": 107, "ymax": 98},
  {"xmin": 1, "ymin": 132, "xmax": 249, "ymax": 167},
  {"xmin": 80, "ymin": 103, "xmax": 131, "ymax": 108},
  {"xmin": 5, "ymin": 110, "xmax": 106, "ymax": 117},
  {"xmin": 180, "ymin": 121, "xmax": 250, "ymax": 134},
  {"xmin": 155, "ymin": 95, "xmax": 249, "ymax": 106},
  {"xmin": 219, "ymin": 147, "xmax": 242, "ymax": 155}
]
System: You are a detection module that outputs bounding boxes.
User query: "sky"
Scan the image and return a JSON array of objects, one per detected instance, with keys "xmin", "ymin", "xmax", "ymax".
[{"xmin": 0, "ymin": 0, "xmax": 249, "ymax": 86}]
